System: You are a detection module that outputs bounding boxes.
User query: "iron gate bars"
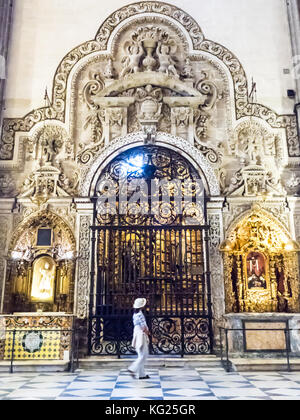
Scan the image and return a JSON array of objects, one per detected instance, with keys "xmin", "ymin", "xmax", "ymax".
[
  {"xmin": 88, "ymin": 224, "xmax": 213, "ymax": 356},
  {"xmin": 88, "ymin": 146, "xmax": 213, "ymax": 356}
]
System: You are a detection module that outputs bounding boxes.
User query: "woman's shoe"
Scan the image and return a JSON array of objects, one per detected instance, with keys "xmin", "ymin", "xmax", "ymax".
[{"xmin": 139, "ymin": 375, "xmax": 150, "ymax": 380}]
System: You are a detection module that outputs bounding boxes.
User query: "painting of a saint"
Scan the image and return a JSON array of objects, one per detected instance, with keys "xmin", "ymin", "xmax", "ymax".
[
  {"xmin": 247, "ymin": 252, "xmax": 267, "ymax": 289},
  {"xmin": 31, "ymin": 256, "xmax": 56, "ymax": 302}
]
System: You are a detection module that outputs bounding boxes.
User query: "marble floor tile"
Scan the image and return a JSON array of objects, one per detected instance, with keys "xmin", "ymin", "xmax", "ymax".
[
  {"xmin": 160, "ymin": 381, "xmax": 209, "ymax": 389},
  {"xmin": 21, "ymin": 382, "xmax": 66, "ymax": 389},
  {"xmin": 1, "ymin": 365, "xmax": 300, "ymax": 400},
  {"xmin": 207, "ymin": 382, "xmax": 253, "ymax": 388},
  {"xmin": 7, "ymin": 388, "xmax": 64, "ymax": 399},
  {"xmin": 263, "ymin": 388, "xmax": 300, "ymax": 396},
  {"xmin": 60, "ymin": 389, "xmax": 112, "ymax": 398},
  {"xmin": 163, "ymin": 388, "xmax": 214, "ymax": 397},
  {"xmin": 111, "ymin": 388, "xmax": 163, "ymax": 398},
  {"xmin": 210, "ymin": 387, "xmax": 267, "ymax": 398},
  {"xmin": 29, "ymin": 374, "xmax": 77, "ymax": 382},
  {"xmin": 248, "ymin": 380, "xmax": 300, "ymax": 389},
  {"xmin": 66, "ymin": 381, "xmax": 116, "ymax": 389}
]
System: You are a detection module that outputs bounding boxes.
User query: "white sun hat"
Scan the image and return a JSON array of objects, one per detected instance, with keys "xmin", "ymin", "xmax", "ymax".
[{"xmin": 133, "ymin": 298, "xmax": 147, "ymax": 309}]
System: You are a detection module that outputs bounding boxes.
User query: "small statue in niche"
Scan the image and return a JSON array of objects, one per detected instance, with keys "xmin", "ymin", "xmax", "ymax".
[
  {"xmin": 181, "ymin": 58, "xmax": 194, "ymax": 79},
  {"xmin": 120, "ymin": 42, "xmax": 144, "ymax": 78},
  {"xmin": 103, "ymin": 58, "xmax": 115, "ymax": 79},
  {"xmin": 173, "ymin": 107, "xmax": 190, "ymax": 128},
  {"xmin": 31, "ymin": 257, "xmax": 56, "ymax": 302},
  {"xmin": 156, "ymin": 42, "xmax": 179, "ymax": 77},
  {"xmin": 40, "ymin": 137, "xmax": 62, "ymax": 166}
]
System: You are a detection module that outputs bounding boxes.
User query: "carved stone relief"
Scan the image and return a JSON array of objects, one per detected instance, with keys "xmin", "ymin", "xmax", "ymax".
[
  {"xmin": 222, "ymin": 121, "xmax": 287, "ymax": 197},
  {"xmin": 0, "ymin": 173, "xmax": 15, "ymax": 196},
  {"xmin": 0, "ymin": 1, "xmax": 298, "ymax": 325},
  {"xmin": 0, "ymin": 215, "xmax": 9, "ymax": 254},
  {"xmin": 208, "ymin": 213, "xmax": 225, "ymax": 326},
  {"xmin": 76, "ymin": 215, "xmax": 92, "ymax": 319}
]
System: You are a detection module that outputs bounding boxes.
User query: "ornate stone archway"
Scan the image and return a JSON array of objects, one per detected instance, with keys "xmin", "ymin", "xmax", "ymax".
[{"xmin": 80, "ymin": 131, "xmax": 220, "ymax": 197}]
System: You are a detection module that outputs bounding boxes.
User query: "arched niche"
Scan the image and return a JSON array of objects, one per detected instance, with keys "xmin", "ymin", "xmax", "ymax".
[
  {"xmin": 4, "ymin": 211, "xmax": 76, "ymax": 314},
  {"xmin": 220, "ymin": 207, "xmax": 300, "ymax": 314}
]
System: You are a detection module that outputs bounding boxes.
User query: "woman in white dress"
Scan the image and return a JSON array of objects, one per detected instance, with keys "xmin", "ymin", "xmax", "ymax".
[{"xmin": 128, "ymin": 298, "xmax": 150, "ymax": 380}]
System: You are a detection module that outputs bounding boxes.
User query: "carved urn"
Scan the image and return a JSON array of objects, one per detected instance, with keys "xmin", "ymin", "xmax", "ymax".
[{"xmin": 142, "ymin": 39, "xmax": 157, "ymax": 71}]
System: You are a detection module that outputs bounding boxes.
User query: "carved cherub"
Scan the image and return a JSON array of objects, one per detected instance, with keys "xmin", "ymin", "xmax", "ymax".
[
  {"xmin": 120, "ymin": 42, "xmax": 144, "ymax": 78},
  {"xmin": 173, "ymin": 107, "xmax": 190, "ymax": 127},
  {"xmin": 156, "ymin": 42, "xmax": 179, "ymax": 77},
  {"xmin": 181, "ymin": 58, "xmax": 194, "ymax": 79}
]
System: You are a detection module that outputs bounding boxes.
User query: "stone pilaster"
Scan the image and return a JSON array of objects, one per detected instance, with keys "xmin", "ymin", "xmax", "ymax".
[
  {"xmin": 207, "ymin": 197, "xmax": 225, "ymax": 349},
  {"xmin": 74, "ymin": 198, "xmax": 93, "ymax": 320},
  {"xmin": 287, "ymin": 0, "xmax": 300, "ymax": 132},
  {"xmin": 0, "ymin": 198, "xmax": 15, "ymax": 313},
  {"xmin": 0, "ymin": 0, "xmax": 14, "ymax": 130}
]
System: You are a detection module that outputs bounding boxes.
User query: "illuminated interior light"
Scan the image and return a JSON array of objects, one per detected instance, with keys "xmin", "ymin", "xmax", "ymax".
[
  {"xmin": 11, "ymin": 251, "xmax": 23, "ymax": 260},
  {"xmin": 285, "ymin": 243, "xmax": 294, "ymax": 251}
]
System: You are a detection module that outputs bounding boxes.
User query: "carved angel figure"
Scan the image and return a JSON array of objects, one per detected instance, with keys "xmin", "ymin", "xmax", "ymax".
[
  {"xmin": 181, "ymin": 58, "xmax": 194, "ymax": 79},
  {"xmin": 120, "ymin": 42, "xmax": 144, "ymax": 78},
  {"xmin": 156, "ymin": 42, "xmax": 179, "ymax": 77},
  {"xmin": 173, "ymin": 107, "xmax": 190, "ymax": 128}
]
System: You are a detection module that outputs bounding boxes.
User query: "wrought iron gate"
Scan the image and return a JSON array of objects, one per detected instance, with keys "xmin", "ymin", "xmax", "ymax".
[{"xmin": 88, "ymin": 146, "xmax": 213, "ymax": 356}]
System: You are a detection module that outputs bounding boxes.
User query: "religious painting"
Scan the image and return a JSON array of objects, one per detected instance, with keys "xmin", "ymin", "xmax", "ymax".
[
  {"xmin": 246, "ymin": 252, "xmax": 267, "ymax": 289},
  {"xmin": 31, "ymin": 256, "xmax": 56, "ymax": 303}
]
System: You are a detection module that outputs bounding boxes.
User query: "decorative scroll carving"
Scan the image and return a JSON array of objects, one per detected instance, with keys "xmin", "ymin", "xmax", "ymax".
[
  {"xmin": 208, "ymin": 213, "xmax": 225, "ymax": 324},
  {"xmin": 19, "ymin": 165, "xmax": 79, "ymax": 204},
  {"xmin": 77, "ymin": 215, "xmax": 91, "ymax": 319},
  {"xmin": 0, "ymin": 173, "xmax": 15, "ymax": 196},
  {"xmin": 0, "ymin": 216, "xmax": 9, "ymax": 254}
]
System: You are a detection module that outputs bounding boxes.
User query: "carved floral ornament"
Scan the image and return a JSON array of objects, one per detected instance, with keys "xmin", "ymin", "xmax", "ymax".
[{"xmin": 0, "ymin": 0, "xmax": 298, "ymax": 167}]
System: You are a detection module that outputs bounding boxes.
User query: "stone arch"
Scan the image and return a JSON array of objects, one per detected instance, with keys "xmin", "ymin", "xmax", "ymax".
[
  {"xmin": 224, "ymin": 205, "xmax": 295, "ymax": 247},
  {"xmin": 9, "ymin": 210, "xmax": 76, "ymax": 256},
  {"xmin": 79, "ymin": 131, "xmax": 221, "ymax": 197}
]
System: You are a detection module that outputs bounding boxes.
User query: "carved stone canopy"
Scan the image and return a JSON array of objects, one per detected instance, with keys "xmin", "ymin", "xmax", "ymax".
[
  {"xmin": 9, "ymin": 211, "xmax": 76, "ymax": 262},
  {"xmin": 220, "ymin": 207, "xmax": 299, "ymax": 254}
]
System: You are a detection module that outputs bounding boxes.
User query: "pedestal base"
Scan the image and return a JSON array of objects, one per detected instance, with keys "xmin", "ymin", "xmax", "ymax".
[{"xmin": 223, "ymin": 313, "xmax": 300, "ymax": 358}]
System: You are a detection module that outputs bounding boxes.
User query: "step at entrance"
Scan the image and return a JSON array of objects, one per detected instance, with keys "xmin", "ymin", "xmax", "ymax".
[{"xmin": 79, "ymin": 355, "xmax": 222, "ymax": 370}]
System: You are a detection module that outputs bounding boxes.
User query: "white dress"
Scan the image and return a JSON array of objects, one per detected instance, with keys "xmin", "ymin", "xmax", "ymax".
[{"xmin": 128, "ymin": 312, "xmax": 149, "ymax": 378}]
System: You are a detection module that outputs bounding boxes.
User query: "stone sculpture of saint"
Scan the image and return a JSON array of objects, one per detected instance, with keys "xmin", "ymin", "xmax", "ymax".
[{"xmin": 37, "ymin": 262, "xmax": 54, "ymax": 299}]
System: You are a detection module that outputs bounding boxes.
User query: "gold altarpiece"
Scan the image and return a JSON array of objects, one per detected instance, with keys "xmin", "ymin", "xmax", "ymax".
[
  {"xmin": 221, "ymin": 208, "xmax": 300, "ymax": 313},
  {"xmin": 5, "ymin": 212, "xmax": 76, "ymax": 314}
]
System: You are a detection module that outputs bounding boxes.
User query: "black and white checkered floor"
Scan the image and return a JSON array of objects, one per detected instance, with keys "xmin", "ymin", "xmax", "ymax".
[{"xmin": 1, "ymin": 367, "xmax": 300, "ymax": 400}]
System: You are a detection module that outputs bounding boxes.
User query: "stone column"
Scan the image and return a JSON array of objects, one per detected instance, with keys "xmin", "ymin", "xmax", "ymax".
[
  {"xmin": 0, "ymin": 0, "xmax": 14, "ymax": 130},
  {"xmin": 287, "ymin": 0, "xmax": 300, "ymax": 132},
  {"xmin": 0, "ymin": 198, "xmax": 15, "ymax": 313},
  {"xmin": 207, "ymin": 197, "xmax": 225, "ymax": 350},
  {"xmin": 73, "ymin": 198, "xmax": 94, "ymax": 357}
]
